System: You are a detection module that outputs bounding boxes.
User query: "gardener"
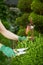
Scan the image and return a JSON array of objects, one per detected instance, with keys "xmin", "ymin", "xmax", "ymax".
[{"xmin": 0, "ymin": 20, "xmax": 32, "ymax": 57}]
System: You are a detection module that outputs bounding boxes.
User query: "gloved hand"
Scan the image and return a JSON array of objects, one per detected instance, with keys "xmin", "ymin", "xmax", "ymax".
[
  {"xmin": 0, "ymin": 44, "xmax": 16, "ymax": 57},
  {"xmin": 18, "ymin": 36, "xmax": 26, "ymax": 41}
]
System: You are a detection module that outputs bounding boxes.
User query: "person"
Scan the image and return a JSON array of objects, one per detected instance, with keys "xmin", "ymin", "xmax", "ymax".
[{"xmin": 0, "ymin": 20, "xmax": 31, "ymax": 57}]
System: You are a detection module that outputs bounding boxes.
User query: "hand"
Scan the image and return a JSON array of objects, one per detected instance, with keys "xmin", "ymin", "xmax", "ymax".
[{"xmin": 0, "ymin": 45, "xmax": 16, "ymax": 57}]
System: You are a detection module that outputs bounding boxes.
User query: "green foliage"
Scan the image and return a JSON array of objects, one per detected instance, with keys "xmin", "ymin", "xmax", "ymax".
[
  {"xmin": 40, "ymin": 0, "xmax": 43, "ymax": 2},
  {"xmin": 17, "ymin": 28, "xmax": 26, "ymax": 36},
  {"xmin": 29, "ymin": 12, "xmax": 43, "ymax": 33},
  {"xmin": 0, "ymin": 35, "xmax": 43, "ymax": 65},
  {"xmin": 1, "ymin": 20, "xmax": 11, "ymax": 30},
  {"xmin": 0, "ymin": 34, "xmax": 12, "ymax": 47},
  {"xmin": 15, "ymin": 13, "xmax": 29, "ymax": 27},
  {"xmin": 0, "ymin": 0, "xmax": 9, "ymax": 20},
  {"xmin": 18, "ymin": 0, "xmax": 32, "ymax": 12},
  {"xmin": 31, "ymin": 0, "xmax": 43, "ymax": 14},
  {"xmin": 0, "ymin": 30, "xmax": 43, "ymax": 65},
  {"xmin": 33, "ymin": 0, "xmax": 43, "ymax": 2},
  {"xmin": 34, "ymin": 30, "xmax": 40, "ymax": 37},
  {"xmin": 0, "ymin": 0, "xmax": 21, "ymax": 27},
  {"xmin": 5, "ymin": 35, "xmax": 43, "ymax": 65},
  {"xmin": 0, "ymin": 0, "xmax": 43, "ymax": 65}
]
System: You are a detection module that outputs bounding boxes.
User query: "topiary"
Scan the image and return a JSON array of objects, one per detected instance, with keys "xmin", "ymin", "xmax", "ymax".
[
  {"xmin": 18, "ymin": 0, "xmax": 32, "ymax": 12},
  {"xmin": 31, "ymin": 0, "xmax": 43, "ymax": 14},
  {"xmin": 15, "ymin": 13, "xmax": 29, "ymax": 27},
  {"xmin": 9, "ymin": 35, "xmax": 43, "ymax": 65},
  {"xmin": 29, "ymin": 12, "xmax": 43, "ymax": 33},
  {"xmin": 17, "ymin": 28, "xmax": 26, "ymax": 36}
]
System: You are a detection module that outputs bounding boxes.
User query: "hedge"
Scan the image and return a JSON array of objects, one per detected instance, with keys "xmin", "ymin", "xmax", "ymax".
[{"xmin": 29, "ymin": 12, "xmax": 43, "ymax": 33}]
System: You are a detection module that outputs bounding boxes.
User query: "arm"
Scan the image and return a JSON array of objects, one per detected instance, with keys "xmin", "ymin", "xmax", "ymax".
[
  {"xmin": 0, "ymin": 21, "xmax": 32, "ymax": 41},
  {"xmin": 0, "ymin": 21, "xmax": 18, "ymax": 41},
  {"xmin": 0, "ymin": 21, "xmax": 27, "ymax": 41}
]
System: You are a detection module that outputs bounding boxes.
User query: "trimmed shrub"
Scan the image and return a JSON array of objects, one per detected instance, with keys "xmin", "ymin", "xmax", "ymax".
[
  {"xmin": 31, "ymin": 1, "xmax": 43, "ymax": 14},
  {"xmin": 15, "ymin": 13, "xmax": 29, "ymax": 27},
  {"xmin": 17, "ymin": 28, "xmax": 26, "ymax": 36},
  {"xmin": 9, "ymin": 35, "xmax": 43, "ymax": 65},
  {"xmin": 18, "ymin": 0, "xmax": 32, "ymax": 12},
  {"xmin": 29, "ymin": 12, "xmax": 43, "ymax": 33}
]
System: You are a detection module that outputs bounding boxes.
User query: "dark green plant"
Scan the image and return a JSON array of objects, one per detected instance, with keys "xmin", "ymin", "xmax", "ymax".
[
  {"xmin": 17, "ymin": 28, "xmax": 26, "ymax": 36},
  {"xmin": 8, "ymin": 35, "xmax": 43, "ymax": 65},
  {"xmin": 0, "ymin": 0, "xmax": 9, "ymax": 20},
  {"xmin": 18, "ymin": 0, "xmax": 32, "ymax": 12},
  {"xmin": 15, "ymin": 13, "xmax": 29, "ymax": 27},
  {"xmin": 1, "ymin": 20, "xmax": 11, "ymax": 30},
  {"xmin": 29, "ymin": 12, "xmax": 43, "ymax": 33},
  {"xmin": 31, "ymin": 0, "xmax": 43, "ymax": 14}
]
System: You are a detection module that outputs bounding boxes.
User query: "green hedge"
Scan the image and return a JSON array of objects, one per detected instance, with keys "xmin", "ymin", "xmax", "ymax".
[
  {"xmin": 18, "ymin": 0, "xmax": 32, "ymax": 12},
  {"xmin": 15, "ymin": 13, "xmax": 29, "ymax": 27},
  {"xmin": 29, "ymin": 12, "xmax": 43, "ymax": 33},
  {"xmin": 8, "ymin": 35, "xmax": 43, "ymax": 65},
  {"xmin": 17, "ymin": 28, "xmax": 26, "ymax": 36},
  {"xmin": 31, "ymin": 1, "xmax": 43, "ymax": 14},
  {"xmin": 0, "ymin": 35, "xmax": 43, "ymax": 65}
]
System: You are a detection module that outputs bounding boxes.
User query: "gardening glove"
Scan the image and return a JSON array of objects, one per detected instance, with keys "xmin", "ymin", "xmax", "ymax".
[
  {"xmin": 18, "ymin": 36, "xmax": 26, "ymax": 41},
  {"xmin": 0, "ymin": 44, "xmax": 16, "ymax": 57}
]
